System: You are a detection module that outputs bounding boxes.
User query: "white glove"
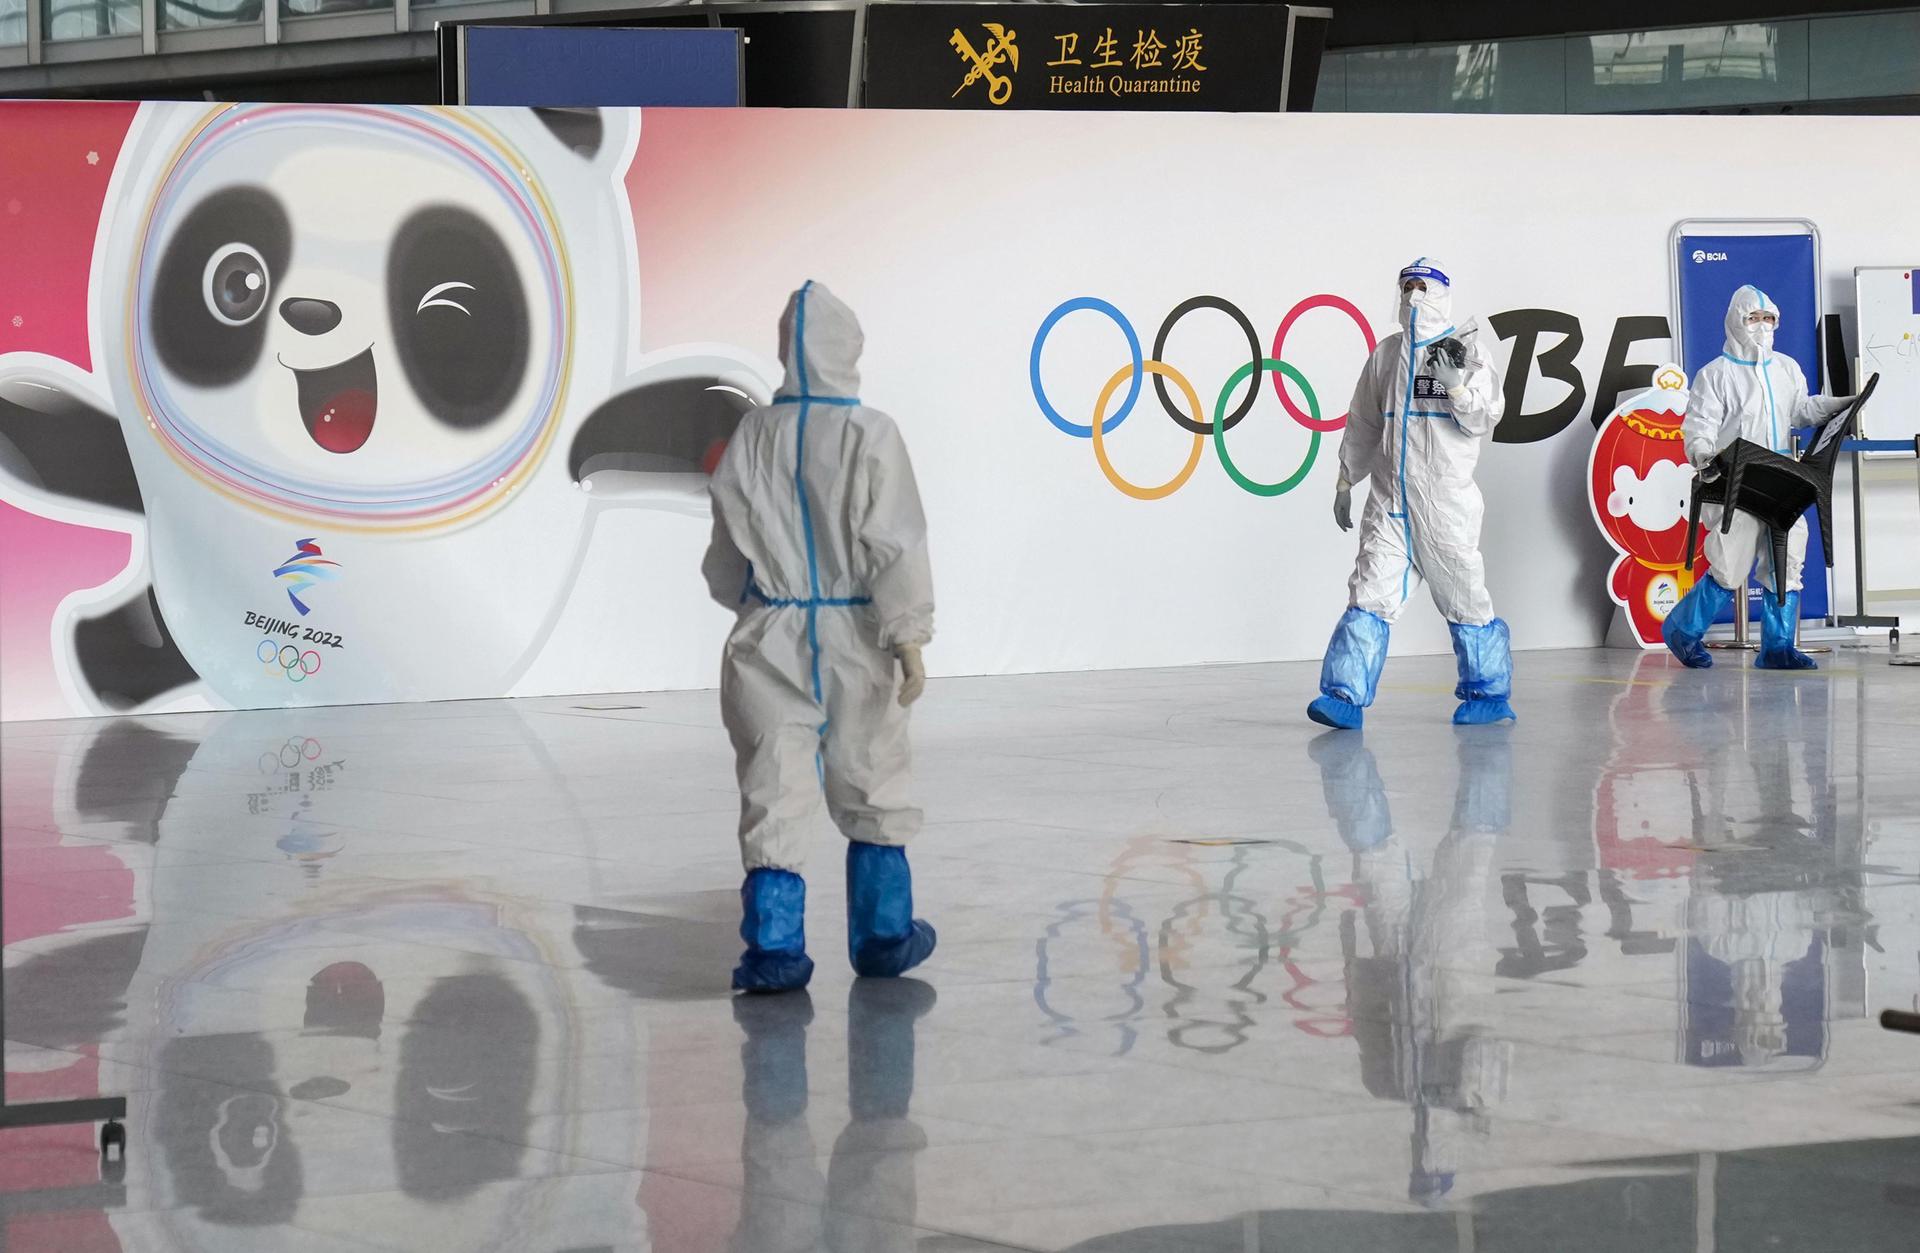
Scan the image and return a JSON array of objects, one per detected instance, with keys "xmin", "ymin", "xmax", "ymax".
[
  {"xmin": 895, "ymin": 644, "xmax": 925, "ymax": 708},
  {"xmin": 1333, "ymin": 471, "xmax": 1353, "ymax": 532},
  {"xmin": 1427, "ymin": 339, "xmax": 1469, "ymax": 394}
]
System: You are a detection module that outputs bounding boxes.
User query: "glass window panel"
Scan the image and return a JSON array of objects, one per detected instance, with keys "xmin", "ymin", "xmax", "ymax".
[
  {"xmin": 282, "ymin": 0, "xmax": 390, "ymax": 16},
  {"xmin": 1342, "ymin": 46, "xmax": 1464, "ymax": 113},
  {"xmin": 1570, "ymin": 22, "xmax": 1809, "ymax": 112},
  {"xmin": 1314, "ymin": 51, "xmax": 1345, "ymax": 112},
  {"xmin": 0, "ymin": 0, "xmax": 23, "ymax": 46},
  {"xmin": 1460, "ymin": 37, "xmax": 1564, "ymax": 113},
  {"xmin": 1343, "ymin": 38, "xmax": 1564, "ymax": 114},
  {"xmin": 1809, "ymin": 12, "xmax": 1920, "ymax": 102},
  {"xmin": 161, "ymin": 0, "xmax": 261, "ymax": 30},
  {"xmin": 42, "ymin": 0, "xmax": 141, "ymax": 40}
]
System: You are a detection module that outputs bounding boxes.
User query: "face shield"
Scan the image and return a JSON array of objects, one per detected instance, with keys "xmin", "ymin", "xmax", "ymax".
[
  {"xmin": 1724, "ymin": 286, "xmax": 1782, "ymax": 360},
  {"xmin": 1396, "ymin": 259, "xmax": 1454, "ymax": 340}
]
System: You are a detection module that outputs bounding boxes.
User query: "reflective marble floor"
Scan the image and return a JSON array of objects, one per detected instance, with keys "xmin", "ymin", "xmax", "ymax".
[{"xmin": 4, "ymin": 646, "xmax": 1920, "ymax": 1251}]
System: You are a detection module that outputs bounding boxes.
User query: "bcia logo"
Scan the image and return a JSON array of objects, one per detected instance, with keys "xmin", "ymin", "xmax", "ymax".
[{"xmin": 1691, "ymin": 249, "xmax": 1729, "ymax": 263}]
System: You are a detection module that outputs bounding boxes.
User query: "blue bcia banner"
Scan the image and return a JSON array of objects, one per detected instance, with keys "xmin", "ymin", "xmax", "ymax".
[
  {"xmin": 1676, "ymin": 230, "xmax": 1828, "ymax": 621},
  {"xmin": 461, "ymin": 27, "xmax": 742, "ymax": 108}
]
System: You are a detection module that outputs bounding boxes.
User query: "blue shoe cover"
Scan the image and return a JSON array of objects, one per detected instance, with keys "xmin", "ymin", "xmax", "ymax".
[
  {"xmin": 1662, "ymin": 578, "xmax": 1734, "ymax": 669},
  {"xmin": 1449, "ymin": 619, "xmax": 1512, "ymax": 697},
  {"xmin": 1755, "ymin": 590, "xmax": 1817, "ymax": 670},
  {"xmin": 847, "ymin": 843, "xmax": 936, "ymax": 978},
  {"xmin": 1452, "ymin": 698, "xmax": 1517, "ymax": 725},
  {"xmin": 1410, "ymin": 1170, "xmax": 1456, "ymax": 1206},
  {"xmin": 733, "ymin": 868, "xmax": 815, "ymax": 993},
  {"xmin": 1316, "ymin": 607, "xmax": 1391, "ymax": 715},
  {"xmin": 1307, "ymin": 695, "xmax": 1364, "ymax": 730},
  {"xmin": 1448, "ymin": 619, "xmax": 1516, "ymax": 723}
]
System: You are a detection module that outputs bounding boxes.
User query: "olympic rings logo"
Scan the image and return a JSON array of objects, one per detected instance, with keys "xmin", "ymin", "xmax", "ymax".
[
  {"xmin": 258, "ymin": 638, "xmax": 323, "ymax": 682},
  {"xmin": 1029, "ymin": 294, "xmax": 1375, "ymax": 499}
]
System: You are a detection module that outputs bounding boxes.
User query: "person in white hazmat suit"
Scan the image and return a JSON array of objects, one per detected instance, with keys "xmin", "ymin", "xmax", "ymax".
[
  {"xmin": 1307, "ymin": 258, "xmax": 1515, "ymax": 730},
  {"xmin": 1662, "ymin": 285, "xmax": 1853, "ymax": 671},
  {"xmin": 703, "ymin": 281, "xmax": 937, "ymax": 993}
]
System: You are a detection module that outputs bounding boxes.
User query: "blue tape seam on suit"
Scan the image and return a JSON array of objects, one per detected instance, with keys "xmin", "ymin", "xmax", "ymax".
[{"xmin": 784, "ymin": 282, "xmax": 870, "ymax": 750}]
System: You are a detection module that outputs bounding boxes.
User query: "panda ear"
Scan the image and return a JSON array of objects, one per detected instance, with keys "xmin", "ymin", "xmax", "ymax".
[{"xmin": 531, "ymin": 108, "xmax": 606, "ymax": 160}]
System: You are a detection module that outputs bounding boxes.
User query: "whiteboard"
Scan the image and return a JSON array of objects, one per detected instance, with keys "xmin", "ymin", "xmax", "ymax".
[{"xmin": 1853, "ymin": 266, "xmax": 1920, "ymax": 442}]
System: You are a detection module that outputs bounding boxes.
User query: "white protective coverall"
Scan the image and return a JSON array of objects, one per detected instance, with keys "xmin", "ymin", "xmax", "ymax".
[
  {"xmin": 1682, "ymin": 285, "xmax": 1850, "ymax": 595},
  {"xmin": 703, "ymin": 282, "xmax": 935, "ymax": 872},
  {"xmin": 1340, "ymin": 260, "xmax": 1507, "ymax": 624}
]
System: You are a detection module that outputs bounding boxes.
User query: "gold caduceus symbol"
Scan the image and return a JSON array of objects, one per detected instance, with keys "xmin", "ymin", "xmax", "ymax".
[{"xmin": 950, "ymin": 23, "xmax": 1019, "ymax": 106}]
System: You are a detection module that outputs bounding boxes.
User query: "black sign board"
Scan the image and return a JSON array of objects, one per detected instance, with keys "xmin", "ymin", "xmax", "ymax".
[{"xmin": 862, "ymin": 2, "xmax": 1321, "ymax": 111}]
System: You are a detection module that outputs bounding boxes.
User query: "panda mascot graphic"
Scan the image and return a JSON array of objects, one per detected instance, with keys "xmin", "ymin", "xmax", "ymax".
[{"xmin": 0, "ymin": 103, "xmax": 765, "ymax": 714}]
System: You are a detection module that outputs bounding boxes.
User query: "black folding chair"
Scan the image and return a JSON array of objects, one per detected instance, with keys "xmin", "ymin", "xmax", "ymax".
[{"xmin": 1685, "ymin": 374, "xmax": 1879, "ymax": 606}]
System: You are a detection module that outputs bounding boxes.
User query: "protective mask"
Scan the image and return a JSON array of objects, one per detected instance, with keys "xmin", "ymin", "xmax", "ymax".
[
  {"xmin": 1400, "ymin": 288, "xmax": 1450, "ymax": 340},
  {"xmin": 1750, "ymin": 324, "xmax": 1775, "ymax": 355}
]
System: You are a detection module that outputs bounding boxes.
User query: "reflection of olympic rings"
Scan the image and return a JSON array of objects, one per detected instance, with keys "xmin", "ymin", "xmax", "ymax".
[
  {"xmin": 261, "ymin": 736, "xmax": 324, "ymax": 773},
  {"xmin": 258, "ymin": 637, "xmax": 322, "ymax": 682},
  {"xmin": 1031, "ymin": 294, "xmax": 1376, "ymax": 497}
]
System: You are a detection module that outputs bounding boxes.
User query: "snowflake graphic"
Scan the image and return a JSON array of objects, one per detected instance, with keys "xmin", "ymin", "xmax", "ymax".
[
  {"xmin": 85, "ymin": 151, "xmax": 99, "ymax": 166},
  {"xmin": 9, "ymin": 316, "xmax": 20, "ymax": 329}
]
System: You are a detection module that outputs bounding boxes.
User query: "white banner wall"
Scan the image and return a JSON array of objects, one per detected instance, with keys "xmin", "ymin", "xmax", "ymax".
[{"xmin": 1, "ymin": 104, "xmax": 1911, "ymax": 719}]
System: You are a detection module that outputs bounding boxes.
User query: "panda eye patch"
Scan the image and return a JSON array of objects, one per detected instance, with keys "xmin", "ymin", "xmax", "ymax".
[
  {"xmin": 417, "ymin": 281, "xmax": 475, "ymax": 316},
  {"xmin": 149, "ymin": 185, "xmax": 291, "ymax": 387},
  {"xmin": 388, "ymin": 206, "xmax": 528, "ymax": 430}
]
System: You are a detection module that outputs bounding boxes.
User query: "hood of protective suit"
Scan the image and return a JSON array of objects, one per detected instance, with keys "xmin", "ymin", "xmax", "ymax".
[
  {"xmin": 1723, "ymin": 285, "xmax": 1778, "ymax": 362},
  {"xmin": 777, "ymin": 280, "xmax": 863, "ymax": 399},
  {"xmin": 1397, "ymin": 256, "xmax": 1455, "ymax": 343}
]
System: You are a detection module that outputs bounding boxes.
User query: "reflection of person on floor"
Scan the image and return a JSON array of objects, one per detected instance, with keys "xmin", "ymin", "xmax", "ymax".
[
  {"xmin": 1676, "ymin": 677, "xmax": 1838, "ymax": 1071},
  {"xmin": 704, "ymin": 281, "xmax": 937, "ymax": 993},
  {"xmin": 731, "ymin": 980, "xmax": 936, "ymax": 1250},
  {"xmin": 1314, "ymin": 730, "xmax": 1512, "ymax": 1203},
  {"xmin": 732, "ymin": 994, "xmax": 825, "ymax": 1253},
  {"xmin": 827, "ymin": 980, "xmax": 936, "ymax": 1251}
]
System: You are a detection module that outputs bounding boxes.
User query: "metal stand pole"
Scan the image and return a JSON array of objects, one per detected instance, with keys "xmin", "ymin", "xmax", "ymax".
[
  {"xmin": 1894, "ymin": 436, "xmax": 1920, "ymax": 667},
  {"xmin": 1794, "ymin": 611, "xmax": 1832, "ymax": 656},
  {"xmin": 1837, "ymin": 444, "xmax": 1901, "ymax": 630},
  {"xmin": 1708, "ymin": 593, "xmax": 1757, "ymax": 652}
]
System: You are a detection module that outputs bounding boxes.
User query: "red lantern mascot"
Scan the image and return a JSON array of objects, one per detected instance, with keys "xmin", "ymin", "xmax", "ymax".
[{"xmin": 1588, "ymin": 366, "xmax": 1710, "ymax": 647}]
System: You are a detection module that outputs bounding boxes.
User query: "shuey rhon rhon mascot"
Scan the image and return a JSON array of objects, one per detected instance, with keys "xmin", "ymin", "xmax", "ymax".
[
  {"xmin": 1588, "ymin": 364, "xmax": 1704, "ymax": 648},
  {"xmin": 0, "ymin": 103, "xmax": 763, "ymax": 714}
]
